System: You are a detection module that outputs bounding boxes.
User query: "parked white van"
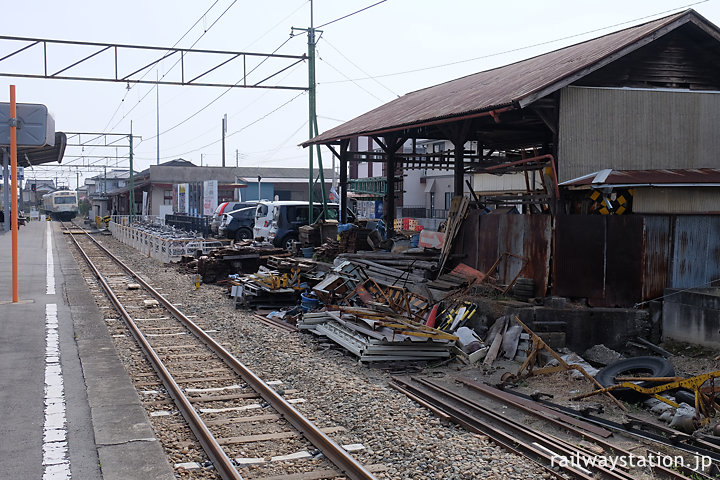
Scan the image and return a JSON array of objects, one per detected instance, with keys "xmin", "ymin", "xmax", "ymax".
[{"xmin": 253, "ymin": 201, "xmax": 348, "ymax": 249}]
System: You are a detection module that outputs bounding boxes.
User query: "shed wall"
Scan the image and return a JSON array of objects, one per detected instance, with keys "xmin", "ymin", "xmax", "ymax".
[
  {"xmin": 454, "ymin": 212, "xmax": 551, "ymax": 297},
  {"xmin": 558, "ymin": 86, "xmax": 720, "ymax": 182},
  {"xmin": 633, "ymin": 187, "xmax": 720, "ymax": 214}
]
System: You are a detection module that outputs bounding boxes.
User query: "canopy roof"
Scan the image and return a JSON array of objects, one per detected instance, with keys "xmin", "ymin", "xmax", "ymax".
[{"xmin": 304, "ymin": 9, "xmax": 719, "ymax": 146}]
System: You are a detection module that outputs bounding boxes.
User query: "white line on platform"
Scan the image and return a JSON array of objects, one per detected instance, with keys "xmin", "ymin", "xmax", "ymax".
[
  {"xmin": 46, "ymin": 222, "xmax": 55, "ymax": 295},
  {"xmin": 43, "ymin": 303, "xmax": 70, "ymax": 480}
]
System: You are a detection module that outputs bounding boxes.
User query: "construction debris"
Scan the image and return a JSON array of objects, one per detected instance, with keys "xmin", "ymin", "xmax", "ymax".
[{"xmin": 180, "ymin": 243, "xmax": 289, "ymax": 283}]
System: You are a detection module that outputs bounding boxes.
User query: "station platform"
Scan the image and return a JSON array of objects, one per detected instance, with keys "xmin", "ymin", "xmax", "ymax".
[{"xmin": 0, "ymin": 220, "xmax": 174, "ymax": 480}]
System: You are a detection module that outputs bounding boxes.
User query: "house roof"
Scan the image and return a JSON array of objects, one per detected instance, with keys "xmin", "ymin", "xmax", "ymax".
[
  {"xmin": 561, "ymin": 168, "xmax": 720, "ymax": 188},
  {"xmin": 88, "ymin": 169, "xmax": 135, "ymax": 181},
  {"xmin": 304, "ymin": 9, "xmax": 719, "ymax": 146}
]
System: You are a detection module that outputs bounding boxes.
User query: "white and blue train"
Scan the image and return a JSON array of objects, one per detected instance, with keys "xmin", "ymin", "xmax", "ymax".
[{"xmin": 42, "ymin": 190, "xmax": 78, "ymax": 221}]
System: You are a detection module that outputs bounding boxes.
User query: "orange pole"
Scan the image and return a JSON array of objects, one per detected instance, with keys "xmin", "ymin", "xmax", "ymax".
[{"xmin": 10, "ymin": 85, "xmax": 18, "ymax": 303}]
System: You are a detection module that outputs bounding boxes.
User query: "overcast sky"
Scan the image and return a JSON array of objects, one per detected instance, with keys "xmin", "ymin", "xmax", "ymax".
[{"xmin": 2, "ymin": 0, "xmax": 718, "ymax": 188}]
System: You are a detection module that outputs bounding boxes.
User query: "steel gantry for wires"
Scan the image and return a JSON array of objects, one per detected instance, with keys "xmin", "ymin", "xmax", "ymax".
[{"xmin": 0, "ymin": 36, "xmax": 308, "ymax": 90}]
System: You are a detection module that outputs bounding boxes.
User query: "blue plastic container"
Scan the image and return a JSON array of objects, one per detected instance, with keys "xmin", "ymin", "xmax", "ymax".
[{"xmin": 301, "ymin": 292, "xmax": 321, "ymax": 312}]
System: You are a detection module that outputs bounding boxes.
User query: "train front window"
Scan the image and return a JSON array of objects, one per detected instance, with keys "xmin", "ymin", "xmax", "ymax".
[{"xmin": 54, "ymin": 197, "xmax": 76, "ymax": 204}]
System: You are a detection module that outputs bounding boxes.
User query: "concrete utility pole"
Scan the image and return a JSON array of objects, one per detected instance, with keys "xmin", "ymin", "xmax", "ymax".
[
  {"xmin": 156, "ymin": 70, "xmax": 160, "ymax": 166},
  {"xmin": 235, "ymin": 149, "xmax": 239, "ymax": 168},
  {"xmin": 222, "ymin": 114, "xmax": 227, "ymax": 167},
  {"xmin": 129, "ymin": 121, "xmax": 134, "ymax": 221}
]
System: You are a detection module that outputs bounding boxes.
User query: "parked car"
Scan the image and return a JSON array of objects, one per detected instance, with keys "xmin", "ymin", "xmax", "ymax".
[
  {"xmin": 218, "ymin": 206, "xmax": 257, "ymax": 241},
  {"xmin": 210, "ymin": 201, "xmax": 256, "ymax": 235},
  {"xmin": 253, "ymin": 200, "xmax": 354, "ymax": 249}
]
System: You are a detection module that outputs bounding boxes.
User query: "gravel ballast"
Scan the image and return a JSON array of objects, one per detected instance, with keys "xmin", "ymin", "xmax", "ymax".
[{"xmin": 82, "ymin": 233, "xmax": 550, "ymax": 480}]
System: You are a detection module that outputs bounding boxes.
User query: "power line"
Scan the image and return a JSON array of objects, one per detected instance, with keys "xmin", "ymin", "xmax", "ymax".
[
  {"xmin": 319, "ymin": 37, "xmax": 399, "ymax": 98},
  {"xmin": 243, "ymin": 0, "xmax": 309, "ymax": 50},
  {"xmin": 144, "ymin": 56, "xmax": 304, "ymax": 152},
  {"xmin": 136, "ymin": 35, "xmax": 303, "ymax": 147},
  {"xmin": 101, "ymin": 0, "xmax": 224, "ymax": 132},
  {"xmin": 321, "ymin": 0, "xmax": 709, "ymax": 84},
  {"xmin": 107, "ymin": 0, "xmax": 239, "ymax": 133},
  {"xmin": 136, "ymin": 91, "xmax": 306, "ymax": 161},
  {"xmin": 316, "ymin": 0, "xmax": 387, "ymax": 29},
  {"xmin": 318, "ymin": 54, "xmax": 385, "ymax": 102}
]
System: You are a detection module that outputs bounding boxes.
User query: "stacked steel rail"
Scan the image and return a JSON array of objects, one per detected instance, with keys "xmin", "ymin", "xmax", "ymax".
[{"xmin": 63, "ymin": 223, "xmax": 377, "ymax": 480}]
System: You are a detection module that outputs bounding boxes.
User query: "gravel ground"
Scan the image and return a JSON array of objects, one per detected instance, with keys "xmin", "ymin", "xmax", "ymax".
[{"xmin": 85, "ymin": 233, "xmax": 553, "ymax": 480}]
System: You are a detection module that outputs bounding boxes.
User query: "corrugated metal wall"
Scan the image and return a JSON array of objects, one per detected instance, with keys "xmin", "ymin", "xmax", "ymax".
[
  {"xmin": 554, "ymin": 215, "xmax": 720, "ymax": 306},
  {"xmin": 455, "ymin": 212, "xmax": 720, "ymax": 307},
  {"xmin": 558, "ymin": 87, "xmax": 720, "ymax": 182},
  {"xmin": 454, "ymin": 212, "xmax": 551, "ymax": 297},
  {"xmin": 634, "ymin": 188, "xmax": 720, "ymax": 214},
  {"xmin": 671, "ymin": 216, "xmax": 720, "ymax": 289}
]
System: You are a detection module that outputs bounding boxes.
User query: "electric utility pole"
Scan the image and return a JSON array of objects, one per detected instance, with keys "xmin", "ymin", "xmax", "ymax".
[
  {"xmin": 222, "ymin": 114, "xmax": 227, "ymax": 167},
  {"xmin": 129, "ymin": 122, "xmax": 134, "ymax": 221},
  {"xmin": 156, "ymin": 70, "xmax": 160, "ymax": 165},
  {"xmin": 293, "ymin": 0, "xmax": 328, "ymax": 223}
]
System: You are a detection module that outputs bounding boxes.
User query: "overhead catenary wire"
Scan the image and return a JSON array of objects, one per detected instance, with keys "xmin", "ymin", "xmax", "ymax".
[
  {"xmin": 316, "ymin": 0, "xmax": 387, "ymax": 29},
  {"xmin": 136, "ymin": 90, "xmax": 306, "ymax": 161},
  {"xmin": 107, "ymin": 0, "xmax": 239, "ymax": 133},
  {"xmin": 144, "ymin": 55, "xmax": 305, "ymax": 153},
  {"xmin": 101, "ymin": 0, "xmax": 224, "ymax": 132},
  {"xmin": 136, "ymin": 34, "xmax": 302, "ymax": 147}
]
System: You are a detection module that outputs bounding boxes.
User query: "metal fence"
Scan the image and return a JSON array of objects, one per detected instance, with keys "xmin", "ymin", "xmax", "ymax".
[
  {"xmin": 399, "ymin": 207, "xmax": 449, "ymax": 219},
  {"xmin": 109, "ymin": 221, "xmax": 224, "ymax": 263},
  {"xmin": 165, "ymin": 214, "xmax": 211, "ymax": 236}
]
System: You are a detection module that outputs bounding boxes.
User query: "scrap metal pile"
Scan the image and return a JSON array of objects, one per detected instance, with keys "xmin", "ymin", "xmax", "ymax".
[
  {"xmin": 297, "ymin": 260, "xmax": 458, "ymax": 362},
  {"xmin": 179, "ymin": 240, "xmax": 289, "ymax": 283}
]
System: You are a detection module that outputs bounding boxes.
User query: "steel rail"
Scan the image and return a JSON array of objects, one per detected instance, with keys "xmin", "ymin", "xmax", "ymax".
[
  {"xmin": 65, "ymin": 228, "xmax": 242, "ymax": 480},
  {"xmin": 71, "ymin": 225, "xmax": 377, "ymax": 480},
  {"xmin": 395, "ymin": 376, "xmax": 639, "ymax": 480},
  {"xmin": 390, "ymin": 378, "xmax": 586, "ymax": 480},
  {"xmin": 413, "ymin": 377, "xmax": 636, "ymax": 480},
  {"xmin": 502, "ymin": 386, "xmax": 720, "ymax": 465}
]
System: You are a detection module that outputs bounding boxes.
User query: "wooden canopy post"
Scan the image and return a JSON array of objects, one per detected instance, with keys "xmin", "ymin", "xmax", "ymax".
[
  {"xmin": 373, "ymin": 134, "xmax": 406, "ymax": 236},
  {"xmin": 448, "ymin": 120, "xmax": 472, "ymax": 197},
  {"xmin": 339, "ymin": 139, "xmax": 349, "ymax": 223}
]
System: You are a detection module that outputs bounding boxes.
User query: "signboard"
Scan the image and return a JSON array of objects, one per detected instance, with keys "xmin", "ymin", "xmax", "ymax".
[
  {"xmin": 202, "ymin": 180, "xmax": 218, "ymax": 216},
  {"xmin": 177, "ymin": 183, "xmax": 188, "ymax": 213},
  {"xmin": 141, "ymin": 191, "xmax": 148, "ymax": 216},
  {"xmin": 0, "ymin": 103, "xmax": 55, "ymax": 147},
  {"xmin": 0, "ymin": 166, "xmax": 23, "ymax": 181}
]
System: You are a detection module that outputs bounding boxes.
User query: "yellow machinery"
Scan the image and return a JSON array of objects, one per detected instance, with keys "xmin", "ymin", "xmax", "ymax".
[{"xmin": 573, "ymin": 370, "xmax": 720, "ymax": 421}]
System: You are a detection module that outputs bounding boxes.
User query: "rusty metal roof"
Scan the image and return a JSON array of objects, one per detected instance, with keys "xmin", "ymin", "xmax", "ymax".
[
  {"xmin": 305, "ymin": 9, "xmax": 718, "ymax": 146},
  {"xmin": 561, "ymin": 168, "xmax": 720, "ymax": 187}
]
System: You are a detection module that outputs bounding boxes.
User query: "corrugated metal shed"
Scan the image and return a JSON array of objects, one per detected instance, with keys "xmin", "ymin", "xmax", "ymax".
[
  {"xmin": 561, "ymin": 168, "xmax": 720, "ymax": 186},
  {"xmin": 554, "ymin": 215, "xmax": 720, "ymax": 306},
  {"xmin": 304, "ymin": 10, "xmax": 718, "ymax": 145},
  {"xmin": 558, "ymin": 87, "xmax": 720, "ymax": 182},
  {"xmin": 634, "ymin": 188, "xmax": 720, "ymax": 214},
  {"xmin": 454, "ymin": 211, "xmax": 551, "ymax": 296}
]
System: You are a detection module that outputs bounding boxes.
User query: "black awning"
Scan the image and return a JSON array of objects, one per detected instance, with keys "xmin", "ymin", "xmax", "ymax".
[{"xmin": 17, "ymin": 131, "xmax": 66, "ymax": 167}]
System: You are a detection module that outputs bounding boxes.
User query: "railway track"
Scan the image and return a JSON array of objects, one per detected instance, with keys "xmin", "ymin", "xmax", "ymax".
[
  {"xmin": 390, "ymin": 376, "xmax": 702, "ymax": 480},
  {"xmin": 63, "ymin": 223, "xmax": 380, "ymax": 480}
]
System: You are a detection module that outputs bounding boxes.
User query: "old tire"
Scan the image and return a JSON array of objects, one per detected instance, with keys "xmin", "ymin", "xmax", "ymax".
[
  {"xmin": 675, "ymin": 389, "xmax": 696, "ymax": 406},
  {"xmin": 234, "ymin": 228, "xmax": 252, "ymax": 241},
  {"xmin": 595, "ymin": 356, "xmax": 675, "ymax": 401}
]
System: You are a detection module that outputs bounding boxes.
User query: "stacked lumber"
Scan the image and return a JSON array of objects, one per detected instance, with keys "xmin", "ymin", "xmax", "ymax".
[{"xmin": 338, "ymin": 228, "xmax": 372, "ymax": 253}]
